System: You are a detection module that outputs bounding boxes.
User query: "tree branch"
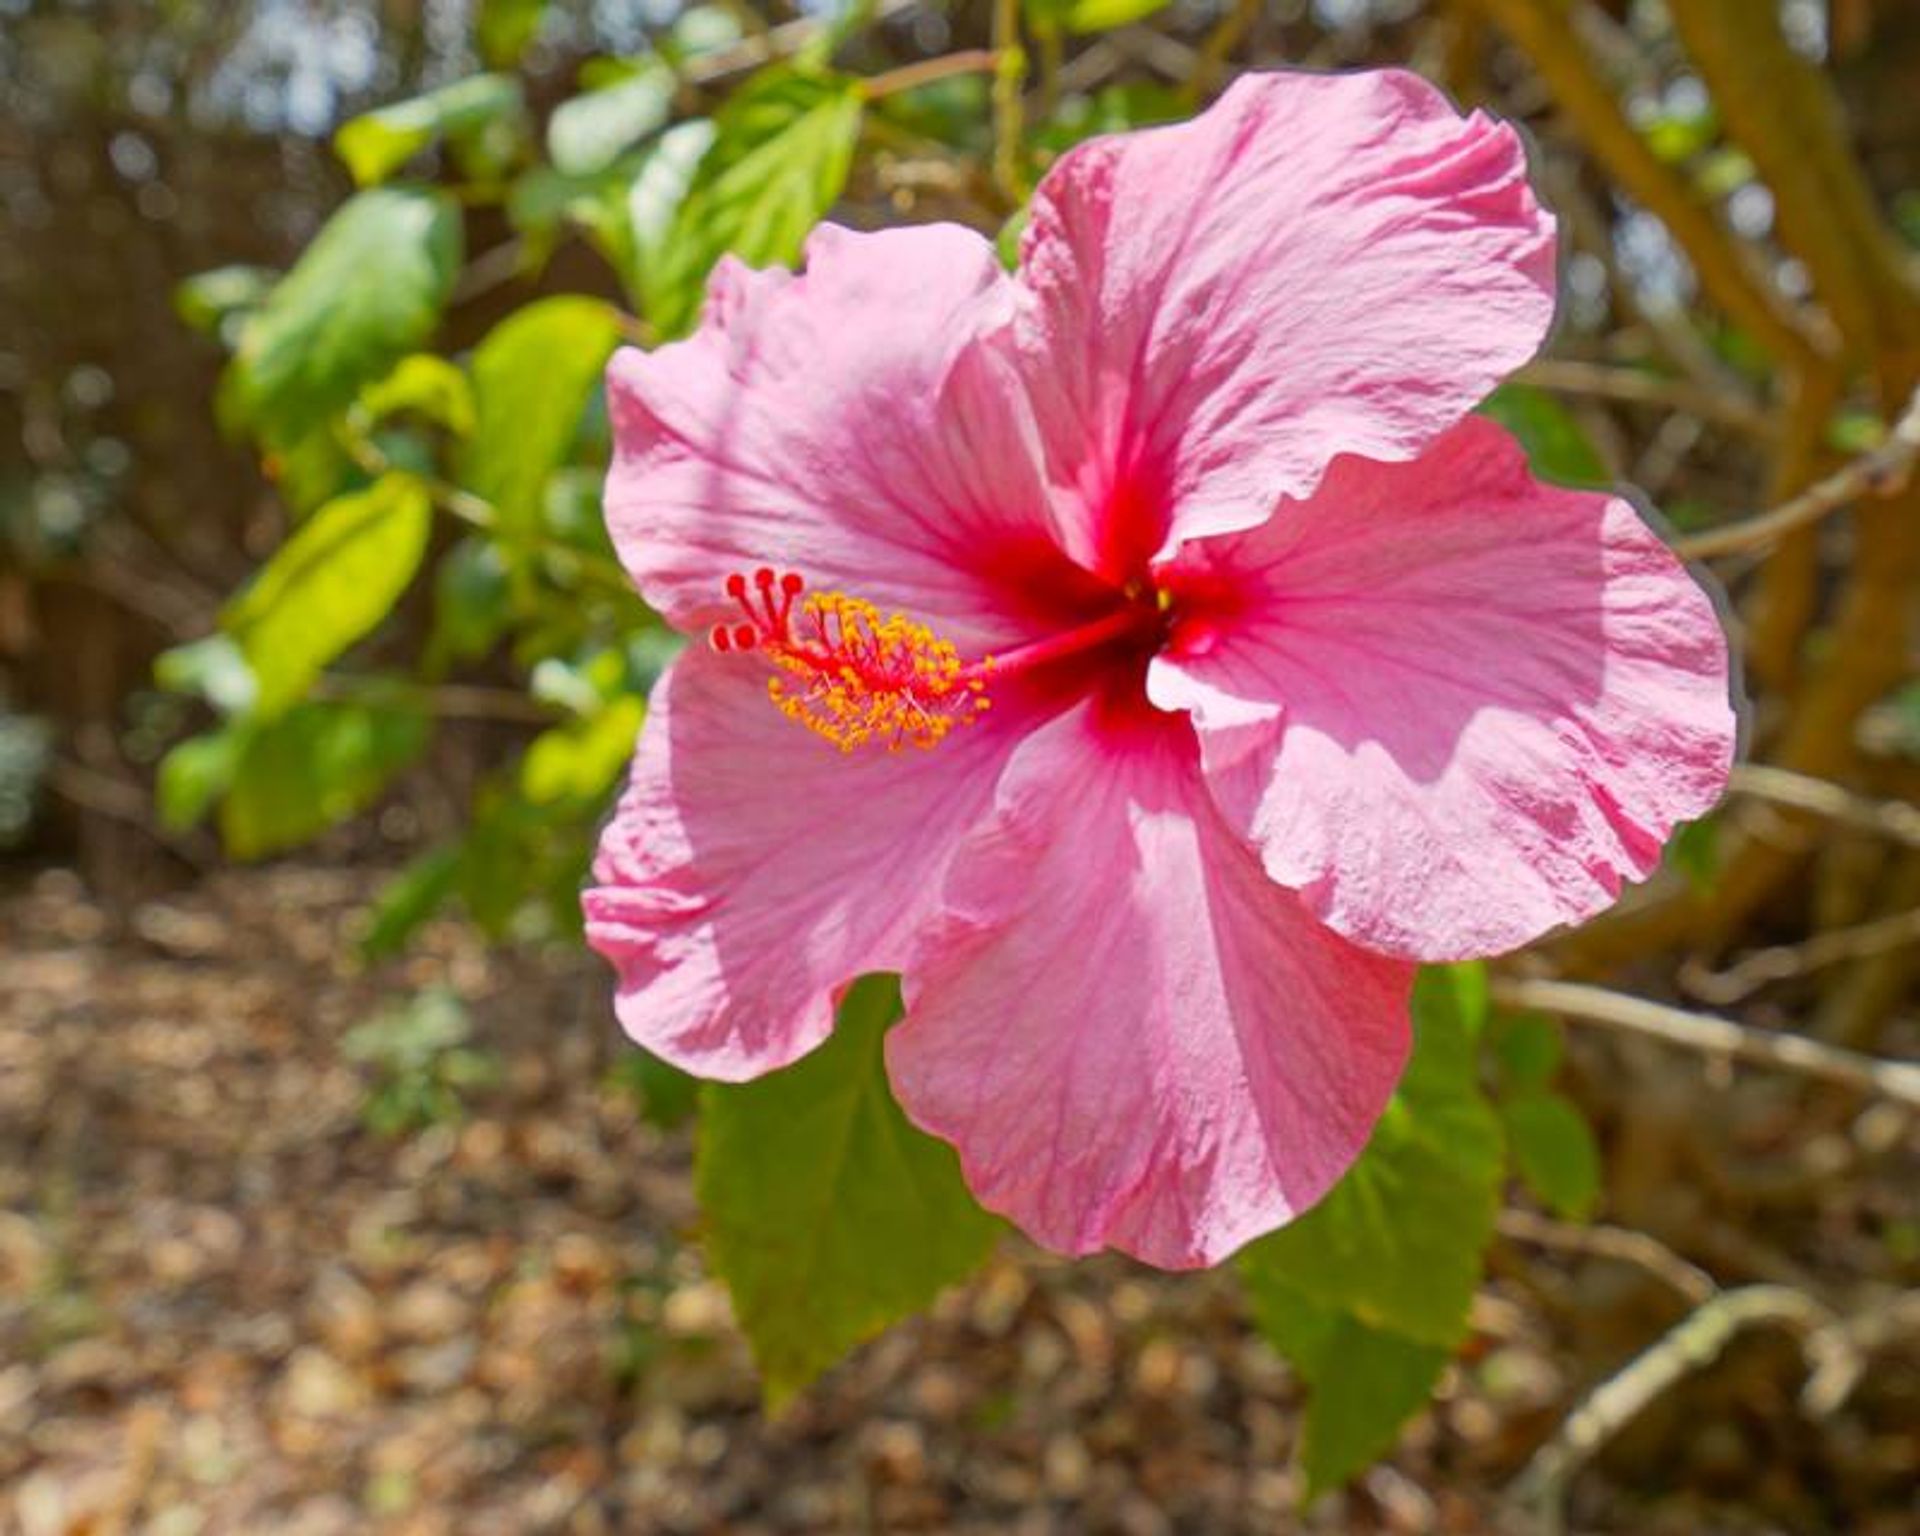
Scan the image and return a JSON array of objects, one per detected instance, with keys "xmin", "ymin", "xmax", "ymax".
[
  {"xmin": 1683, "ymin": 906, "xmax": 1920, "ymax": 1006},
  {"xmin": 990, "ymin": 0, "xmax": 1027, "ymax": 207},
  {"xmin": 1728, "ymin": 763, "xmax": 1920, "ymax": 849},
  {"xmin": 861, "ymin": 49, "xmax": 999, "ymax": 101},
  {"xmin": 1497, "ymin": 1209, "xmax": 1716, "ymax": 1306},
  {"xmin": 1468, "ymin": 0, "xmax": 1829, "ymax": 372},
  {"xmin": 1490, "ymin": 978, "xmax": 1920, "ymax": 1108},
  {"xmin": 1674, "ymin": 382, "xmax": 1920, "ymax": 558},
  {"xmin": 1511, "ymin": 1285, "xmax": 1835, "ymax": 1531},
  {"xmin": 1516, "ymin": 358, "xmax": 1774, "ymax": 438}
]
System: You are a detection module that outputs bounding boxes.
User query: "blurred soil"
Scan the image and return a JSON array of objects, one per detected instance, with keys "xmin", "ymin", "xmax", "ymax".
[{"xmin": 1, "ymin": 864, "xmax": 1915, "ymax": 1536}]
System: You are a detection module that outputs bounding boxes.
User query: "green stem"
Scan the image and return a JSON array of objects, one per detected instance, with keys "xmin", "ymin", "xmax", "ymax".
[{"xmin": 991, "ymin": 0, "xmax": 1028, "ymax": 207}]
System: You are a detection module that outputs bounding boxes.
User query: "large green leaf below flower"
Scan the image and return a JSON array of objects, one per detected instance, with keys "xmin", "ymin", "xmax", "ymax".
[
  {"xmin": 1238, "ymin": 963, "xmax": 1505, "ymax": 1496},
  {"xmin": 695, "ymin": 976, "xmax": 1001, "ymax": 1408}
]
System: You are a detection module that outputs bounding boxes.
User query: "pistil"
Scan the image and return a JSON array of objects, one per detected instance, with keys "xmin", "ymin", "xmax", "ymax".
[{"xmin": 710, "ymin": 567, "xmax": 1159, "ymax": 753}]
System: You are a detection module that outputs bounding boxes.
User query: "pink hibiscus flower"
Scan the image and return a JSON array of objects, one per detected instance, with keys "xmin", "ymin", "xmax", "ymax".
[{"xmin": 584, "ymin": 69, "xmax": 1736, "ymax": 1269}]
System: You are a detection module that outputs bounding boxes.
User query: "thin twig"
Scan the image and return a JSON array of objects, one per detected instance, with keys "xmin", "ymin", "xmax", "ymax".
[
  {"xmin": 450, "ymin": 236, "xmax": 528, "ymax": 307},
  {"xmin": 1490, "ymin": 977, "xmax": 1920, "ymax": 1108},
  {"xmin": 1511, "ymin": 1285, "xmax": 1835, "ymax": 1531},
  {"xmin": 1469, "ymin": 0, "xmax": 1830, "ymax": 372},
  {"xmin": 678, "ymin": 0, "xmax": 925, "ymax": 88},
  {"xmin": 312, "ymin": 676, "xmax": 562, "ymax": 725},
  {"xmin": 1675, "ymin": 383, "xmax": 1920, "ymax": 558},
  {"xmin": 46, "ymin": 758, "xmax": 216, "ymax": 869},
  {"xmin": 1497, "ymin": 1209, "xmax": 1716, "ymax": 1306},
  {"xmin": 1052, "ymin": 37, "xmax": 1123, "ymax": 99},
  {"xmin": 861, "ymin": 49, "xmax": 999, "ymax": 101},
  {"xmin": 1684, "ymin": 907, "xmax": 1920, "ymax": 1006},
  {"xmin": 1803, "ymin": 1289, "xmax": 1920, "ymax": 1416},
  {"xmin": 336, "ymin": 424, "xmax": 635, "ymax": 600},
  {"xmin": 1515, "ymin": 357, "xmax": 1774, "ymax": 438},
  {"xmin": 1188, "ymin": 0, "xmax": 1261, "ymax": 103},
  {"xmin": 1728, "ymin": 762, "xmax": 1920, "ymax": 849}
]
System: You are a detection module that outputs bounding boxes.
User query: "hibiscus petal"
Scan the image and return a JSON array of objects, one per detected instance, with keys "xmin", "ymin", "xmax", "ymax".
[
  {"xmin": 583, "ymin": 646, "xmax": 1032, "ymax": 1080},
  {"xmin": 604, "ymin": 223, "xmax": 1082, "ymax": 653},
  {"xmin": 1014, "ymin": 68, "xmax": 1556, "ymax": 574},
  {"xmin": 1148, "ymin": 416, "xmax": 1737, "ymax": 961},
  {"xmin": 887, "ymin": 702, "xmax": 1413, "ymax": 1270}
]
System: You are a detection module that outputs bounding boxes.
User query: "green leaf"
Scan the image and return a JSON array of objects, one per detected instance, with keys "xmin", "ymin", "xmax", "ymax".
[
  {"xmin": 548, "ymin": 59, "xmax": 675, "ymax": 175},
  {"xmin": 643, "ymin": 69, "xmax": 863, "ymax": 337},
  {"xmin": 1033, "ymin": 81, "xmax": 1186, "ymax": 155},
  {"xmin": 1503, "ymin": 1091, "xmax": 1602, "ymax": 1221},
  {"xmin": 624, "ymin": 119, "xmax": 717, "ymax": 302},
  {"xmin": 506, "ymin": 160, "xmax": 638, "ymax": 279},
  {"xmin": 360, "ymin": 354, "xmax": 476, "ymax": 437},
  {"xmin": 1239, "ymin": 963, "xmax": 1504, "ymax": 1495},
  {"xmin": 520, "ymin": 694, "xmax": 644, "ymax": 805},
  {"xmin": 156, "ymin": 728, "xmax": 246, "ymax": 832},
  {"xmin": 1488, "ymin": 1010, "xmax": 1564, "ymax": 1092},
  {"xmin": 1638, "ymin": 104, "xmax": 1718, "ymax": 165},
  {"xmin": 1243, "ymin": 966, "xmax": 1501, "ymax": 1346},
  {"xmin": 458, "ymin": 297, "xmax": 623, "ymax": 534},
  {"xmin": 223, "ymin": 475, "xmax": 433, "ymax": 717},
  {"xmin": 268, "ymin": 423, "xmax": 363, "ymax": 518},
  {"xmin": 1666, "ymin": 815, "xmax": 1721, "ymax": 894},
  {"xmin": 174, "ymin": 264, "xmax": 278, "ymax": 342},
  {"xmin": 1245, "ymin": 1279, "xmax": 1450, "ymax": 1497},
  {"xmin": 664, "ymin": 4, "xmax": 746, "ymax": 62},
  {"xmin": 477, "ymin": 0, "xmax": 550, "ymax": 67},
  {"xmin": 696, "ymin": 975, "xmax": 1000, "ymax": 1407},
  {"xmin": 361, "ymin": 843, "xmax": 465, "ymax": 961},
  {"xmin": 607, "ymin": 1048, "xmax": 702, "ymax": 1130},
  {"xmin": 220, "ymin": 698, "xmax": 430, "ymax": 860},
  {"xmin": 1028, "ymin": 0, "xmax": 1172, "ymax": 34},
  {"xmin": 429, "ymin": 535, "xmax": 515, "ymax": 667},
  {"xmin": 232, "ymin": 188, "xmax": 462, "ymax": 445},
  {"xmin": 335, "ymin": 74, "xmax": 524, "ymax": 187},
  {"xmin": 1479, "ymin": 382, "xmax": 1610, "ymax": 488},
  {"xmin": 154, "ymin": 634, "xmax": 257, "ymax": 715}
]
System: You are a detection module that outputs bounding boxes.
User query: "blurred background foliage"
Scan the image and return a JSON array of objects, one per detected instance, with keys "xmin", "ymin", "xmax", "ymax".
[{"xmin": 4, "ymin": 0, "xmax": 1920, "ymax": 1529}]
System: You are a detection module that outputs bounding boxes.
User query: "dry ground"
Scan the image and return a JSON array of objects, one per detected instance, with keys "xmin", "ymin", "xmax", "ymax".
[{"xmin": 1, "ymin": 863, "xmax": 1913, "ymax": 1534}]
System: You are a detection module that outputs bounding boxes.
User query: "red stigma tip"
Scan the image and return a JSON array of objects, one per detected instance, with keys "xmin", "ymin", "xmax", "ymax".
[
  {"xmin": 710, "ymin": 624, "xmax": 732, "ymax": 653},
  {"xmin": 724, "ymin": 572, "xmax": 748, "ymax": 599},
  {"xmin": 753, "ymin": 567, "xmax": 776, "ymax": 589},
  {"xmin": 780, "ymin": 572, "xmax": 803, "ymax": 596},
  {"xmin": 732, "ymin": 623, "xmax": 758, "ymax": 651}
]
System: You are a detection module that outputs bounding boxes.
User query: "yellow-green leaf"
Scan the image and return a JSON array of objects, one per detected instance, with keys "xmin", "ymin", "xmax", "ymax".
[
  {"xmin": 335, "ymin": 74, "xmax": 523, "ymax": 187},
  {"xmin": 1027, "ymin": 0, "xmax": 1171, "ymax": 35},
  {"xmin": 223, "ymin": 475, "xmax": 433, "ymax": 716},
  {"xmin": 220, "ymin": 699, "xmax": 429, "ymax": 860},
  {"xmin": 477, "ymin": 0, "xmax": 550, "ymax": 67},
  {"xmin": 458, "ymin": 297, "xmax": 623, "ymax": 534},
  {"xmin": 520, "ymin": 695, "xmax": 644, "ymax": 805},
  {"xmin": 360, "ymin": 354, "xmax": 476, "ymax": 437}
]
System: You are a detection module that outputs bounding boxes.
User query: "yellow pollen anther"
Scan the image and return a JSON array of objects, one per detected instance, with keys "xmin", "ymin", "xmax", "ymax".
[{"xmin": 760, "ymin": 590, "xmax": 990, "ymax": 754}]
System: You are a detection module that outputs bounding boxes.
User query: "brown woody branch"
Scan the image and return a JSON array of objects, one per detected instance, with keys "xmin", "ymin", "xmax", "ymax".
[{"xmin": 1490, "ymin": 977, "xmax": 1920, "ymax": 1108}]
